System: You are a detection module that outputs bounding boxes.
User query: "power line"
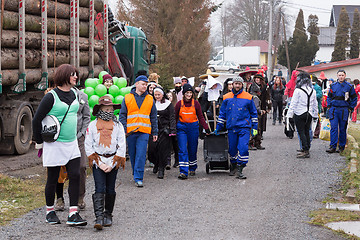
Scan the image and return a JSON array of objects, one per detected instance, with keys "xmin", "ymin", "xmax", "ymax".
[{"xmin": 280, "ymin": 1, "xmax": 332, "ymax": 13}]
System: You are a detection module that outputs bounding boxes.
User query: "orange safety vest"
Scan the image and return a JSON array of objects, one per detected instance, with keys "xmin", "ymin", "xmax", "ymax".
[
  {"xmin": 179, "ymin": 99, "xmax": 198, "ymax": 123},
  {"xmin": 125, "ymin": 94, "xmax": 153, "ymax": 134}
]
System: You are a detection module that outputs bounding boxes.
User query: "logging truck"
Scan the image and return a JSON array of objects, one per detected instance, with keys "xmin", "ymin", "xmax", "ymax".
[{"xmin": 0, "ymin": 0, "xmax": 156, "ymax": 154}]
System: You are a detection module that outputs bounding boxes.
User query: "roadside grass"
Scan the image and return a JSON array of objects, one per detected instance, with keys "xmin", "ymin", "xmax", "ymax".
[
  {"xmin": 0, "ymin": 173, "xmax": 46, "ymax": 226},
  {"xmin": 309, "ymin": 122, "xmax": 360, "ymax": 238}
]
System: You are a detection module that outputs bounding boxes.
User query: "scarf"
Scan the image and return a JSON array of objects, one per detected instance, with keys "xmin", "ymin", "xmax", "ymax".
[{"xmin": 96, "ymin": 110, "xmax": 118, "ymax": 123}]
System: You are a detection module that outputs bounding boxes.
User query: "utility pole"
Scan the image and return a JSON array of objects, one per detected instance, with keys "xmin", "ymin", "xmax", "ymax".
[
  {"xmin": 267, "ymin": 0, "xmax": 273, "ymax": 80},
  {"xmin": 271, "ymin": 8, "xmax": 282, "ymax": 77},
  {"xmin": 282, "ymin": 13, "xmax": 291, "ymax": 79}
]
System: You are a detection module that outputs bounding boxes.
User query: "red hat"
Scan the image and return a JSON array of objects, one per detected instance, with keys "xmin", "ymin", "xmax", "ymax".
[
  {"xmin": 318, "ymin": 71, "xmax": 327, "ymax": 80},
  {"xmin": 239, "ymin": 66, "xmax": 257, "ymax": 77},
  {"xmin": 102, "ymin": 74, "xmax": 113, "ymax": 84}
]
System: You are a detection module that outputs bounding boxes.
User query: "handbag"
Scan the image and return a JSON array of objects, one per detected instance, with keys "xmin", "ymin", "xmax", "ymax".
[{"xmin": 41, "ymin": 105, "xmax": 71, "ymax": 142}]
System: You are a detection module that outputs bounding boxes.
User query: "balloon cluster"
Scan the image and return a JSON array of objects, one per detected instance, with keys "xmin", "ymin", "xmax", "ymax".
[{"xmin": 81, "ymin": 71, "xmax": 132, "ymax": 120}]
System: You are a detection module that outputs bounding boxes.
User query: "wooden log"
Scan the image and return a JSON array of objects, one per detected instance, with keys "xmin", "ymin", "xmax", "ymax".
[
  {"xmin": 1, "ymin": 48, "xmax": 101, "ymax": 69},
  {"xmin": 57, "ymin": 0, "xmax": 104, "ymax": 13},
  {"xmin": 1, "ymin": 30, "xmax": 104, "ymax": 51},
  {"xmin": 2, "ymin": 65, "xmax": 104, "ymax": 86},
  {"xmin": 4, "ymin": 0, "xmax": 90, "ymax": 21},
  {"xmin": 3, "ymin": 10, "xmax": 89, "ymax": 37}
]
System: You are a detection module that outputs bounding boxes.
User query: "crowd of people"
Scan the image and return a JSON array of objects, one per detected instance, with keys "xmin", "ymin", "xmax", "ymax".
[{"xmin": 32, "ymin": 63, "xmax": 358, "ymax": 230}]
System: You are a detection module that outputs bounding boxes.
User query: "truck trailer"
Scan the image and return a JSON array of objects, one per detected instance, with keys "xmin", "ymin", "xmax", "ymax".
[{"xmin": 0, "ymin": 0, "xmax": 155, "ymax": 154}]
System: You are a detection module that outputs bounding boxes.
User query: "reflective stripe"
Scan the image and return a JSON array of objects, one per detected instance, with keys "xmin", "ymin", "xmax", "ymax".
[
  {"xmin": 127, "ymin": 114, "xmax": 150, "ymax": 119},
  {"xmin": 127, "ymin": 122, "xmax": 151, "ymax": 128}
]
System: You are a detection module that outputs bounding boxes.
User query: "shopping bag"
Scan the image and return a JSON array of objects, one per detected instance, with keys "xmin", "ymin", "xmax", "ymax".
[{"xmin": 319, "ymin": 118, "xmax": 331, "ymax": 141}]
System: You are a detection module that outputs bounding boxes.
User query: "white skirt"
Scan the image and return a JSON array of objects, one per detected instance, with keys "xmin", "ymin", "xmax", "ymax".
[{"xmin": 43, "ymin": 140, "xmax": 81, "ymax": 167}]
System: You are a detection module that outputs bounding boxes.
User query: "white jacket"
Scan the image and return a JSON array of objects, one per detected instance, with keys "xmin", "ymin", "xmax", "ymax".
[{"xmin": 287, "ymin": 86, "xmax": 318, "ymax": 119}]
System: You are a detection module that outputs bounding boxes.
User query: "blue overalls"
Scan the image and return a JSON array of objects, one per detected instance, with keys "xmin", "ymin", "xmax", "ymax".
[
  {"xmin": 216, "ymin": 89, "xmax": 258, "ymax": 166},
  {"xmin": 327, "ymin": 81, "xmax": 357, "ymax": 150}
]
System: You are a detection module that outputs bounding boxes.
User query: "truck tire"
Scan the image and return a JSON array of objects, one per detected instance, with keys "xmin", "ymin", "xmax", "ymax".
[
  {"xmin": 229, "ymin": 69, "xmax": 235, "ymax": 74},
  {"xmin": 14, "ymin": 105, "xmax": 33, "ymax": 155},
  {"xmin": 119, "ymin": 54, "xmax": 134, "ymax": 82}
]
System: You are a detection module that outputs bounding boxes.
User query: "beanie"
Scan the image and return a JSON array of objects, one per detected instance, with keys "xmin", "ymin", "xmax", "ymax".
[
  {"xmin": 135, "ymin": 75, "xmax": 148, "ymax": 83},
  {"xmin": 182, "ymin": 83, "xmax": 194, "ymax": 95},
  {"xmin": 102, "ymin": 74, "xmax": 113, "ymax": 83},
  {"xmin": 233, "ymin": 76, "xmax": 244, "ymax": 83}
]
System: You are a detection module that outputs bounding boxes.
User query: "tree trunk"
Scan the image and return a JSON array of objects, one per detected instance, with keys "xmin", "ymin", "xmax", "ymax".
[
  {"xmin": 2, "ymin": 65, "xmax": 104, "ymax": 86},
  {"xmin": 1, "ymin": 48, "xmax": 101, "ymax": 69},
  {"xmin": 3, "ymin": 10, "xmax": 90, "ymax": 37},
  {"xmin": 57, "ymin": 0, "xmax": 104, "ymax": 13},
  {"xmin": 3, "ymin": 0, "xmax": 90, "ymax": 21},
  {"xmin": 1, "ymin": 30, "xmax": 104, "ymax": 51}
]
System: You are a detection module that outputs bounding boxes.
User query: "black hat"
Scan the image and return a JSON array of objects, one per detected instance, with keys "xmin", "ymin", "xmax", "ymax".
[
  {"xmin": 253, "ymin": 74, "xmax": 264, "ymax": 81},
  {"xmin": 182, "ymin": 83, "xmax": 194, "ymax": 95}
]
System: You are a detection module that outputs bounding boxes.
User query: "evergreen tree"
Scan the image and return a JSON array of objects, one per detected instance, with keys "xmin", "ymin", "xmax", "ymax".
[
  {"xmin": 331, "ymin": 6, "xmax": 350, "ymax": 62},
  {"xmin": 307, "ymin": 14, "xmax": 320, "ymax": 64},
  {"xmin": 350, "ymin": 8, "xmax": 360, "ymax": 59},
  {"xmin": 117, "ymin": 0, "xmax": 213, "ymax": 90}
]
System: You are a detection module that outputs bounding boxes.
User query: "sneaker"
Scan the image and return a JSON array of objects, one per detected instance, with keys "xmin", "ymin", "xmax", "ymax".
[
  {"xmin": 256, "ymin": 145, "xmax": 265, "ymax": 150},
  {"xmin": 46, "ymin": 211, "xmax": 61, "ymax": 225},
  {"xmin": 135, "ymin": 181, "xmax": 143, "ymax": 187},
  {"xmin": 189, "ymin": 171, "xmax": 196, "ymax": 176},
  {"xmin": 165, "ymin": 164, "xmax": 171, "ymax": 170},
  {"xmin": 55, "ymin": 198, "xmax": 65, "ymax": 211},
  {"xmin": 178, "ymin": 173, "xmax": 187, "ymax": 180},
  {"xmin": 66, "ymin": 212, "xmax": 87, "ymax": 226},
  {"xmin": 78, "ymin": 198, "xmax": 86, "ymax": 210}
]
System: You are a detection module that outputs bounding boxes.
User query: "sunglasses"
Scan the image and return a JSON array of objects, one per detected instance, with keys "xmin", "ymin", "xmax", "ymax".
[{"xmin": 70, "ymin": 72, "xmax": 77, "ymax": 77}]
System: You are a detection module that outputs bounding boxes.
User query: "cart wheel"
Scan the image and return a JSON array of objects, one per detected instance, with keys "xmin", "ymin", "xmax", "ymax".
[{"xmin": 206, "ymin": 162, "xmax": 210, "ymax": 174}]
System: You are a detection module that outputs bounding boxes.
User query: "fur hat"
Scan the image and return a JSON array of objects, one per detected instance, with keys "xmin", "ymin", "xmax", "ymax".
[{"xmin": 93, "ymin": 95, "xmax": 121, "ymax": 116}]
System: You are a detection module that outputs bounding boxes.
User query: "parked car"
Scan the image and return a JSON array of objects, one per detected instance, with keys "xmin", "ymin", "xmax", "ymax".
[{"xmin": 208, "ymin": 61, "xmax": 240, "ymax": 73}]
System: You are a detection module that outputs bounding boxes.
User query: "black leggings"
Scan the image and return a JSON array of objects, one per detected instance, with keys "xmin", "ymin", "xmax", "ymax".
[
  {"xmin": 294, "ymin": 112, "xmax": 312, "ymax": 151},
  {"xmin": 45, "ymin": 157, "xmax": 80, "ymax": 207},
  {"xmin": 272, "ymin": 100, "xmax": 283, "ymax": 122}
]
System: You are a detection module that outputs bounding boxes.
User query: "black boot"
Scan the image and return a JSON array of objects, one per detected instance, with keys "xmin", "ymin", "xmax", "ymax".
[
  {"xmin": 229, "ymin": 162, "xmax": 237, "ymax": 176},
  {"xmin": 158, "ymin": 168, "xmax": 164, "ymax": 179},
  {"xmin": 103, "ymin": 194, "xmax": 116, "ymax": 227},
  {"xmin": 92, "ymin": 193, "xmax": 105, "ymax": 230},
  {"xmin": 236, "ymin": 165, "xmax": 247, "ymax": 179},
  {"xmin": 153, "ymin": 164, "xmax": 158, "ymax": 174}
]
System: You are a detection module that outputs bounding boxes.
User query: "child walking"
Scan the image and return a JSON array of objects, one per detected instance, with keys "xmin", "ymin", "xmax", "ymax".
[{"xmin": 85, "ymin": 95, "xmax": 126, "ymax": 230}]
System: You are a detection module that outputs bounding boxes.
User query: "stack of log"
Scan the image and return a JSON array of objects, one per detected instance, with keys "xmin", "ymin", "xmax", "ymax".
[{"xmin": 1, "ymin": 0, "xmax": 105, "ymax": 86}]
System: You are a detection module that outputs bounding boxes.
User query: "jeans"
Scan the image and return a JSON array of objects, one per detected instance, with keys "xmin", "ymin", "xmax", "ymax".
[
  {"xmin": 127, "ymin": 132, "xmax": 149, "ymax": 182},
  {"xmin": 92, "ymin": 166, "xmax": 118, "ymax": 194},
  {"xmin": 272, "ymin": 100, "xmax": 283, "ymax": 122}
]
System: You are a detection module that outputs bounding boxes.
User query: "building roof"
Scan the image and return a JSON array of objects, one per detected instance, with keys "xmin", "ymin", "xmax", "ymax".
[
  {"xmin": 330, "ymin": 5, "xmax": 360, "ymax": 27},
  {"xmin": 318, "ymin": 27, "xmax": 337, "ymax": 45},
  {"xmin": 242, "ymin": 40, "xmax": 274, "ymax": 53},
  {"xmin": 297, "ymin": 58, "xmax": 360, "ymax": 73}
]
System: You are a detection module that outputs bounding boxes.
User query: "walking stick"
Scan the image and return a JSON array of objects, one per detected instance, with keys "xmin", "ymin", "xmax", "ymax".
[
  {"xmin": 204, "ymin": 112, "xmax": 212, "ymax": 132},
  {"xmin": 213, "ymin": 101, "xmax": 217, "ymax": 130}
]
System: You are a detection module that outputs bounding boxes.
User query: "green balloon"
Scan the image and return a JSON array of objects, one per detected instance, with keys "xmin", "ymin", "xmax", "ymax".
[
  {"xmin": 114, "ymin": 109, "xmax": 120, "ymax": 115},
  {"xmin": 105, "ymin": 94, "xmax": 114, "ymax": 102},
  {"xmin": 119, "ymin": 86, "xmax": 131, "ymax": 96},
  {"xmin": 80, "ymin": 89, "xmax": 85, "ymax": 93},
  {"xmin": 84, "ymin": 87, "xmax": 95, "ymax": 98},
  {"xmin": 114, "ymin": 95, "xmax": 124, "ymax": 104},
  {"xmin": 95, "ymin": 84, "xmax": 107, "ymax": 97},
  {"xmin": 113, "ymin": 77, "xmax": 119, "ymax": 86},
  {"xmin": 85, "ymin": 78, "xmax": 98, "ymax": 89},
  {"xmin": 89, "ymin": 95, "xmax": 100, "ymax": 108},
  {"xmin": 99, "ymin": 71, "xmax": 109, "ymax": 84},
  {"xmin": 108, "ymin": 85, "xmax": 120, "ymax": 97},
  {"xmin": 116, "ymin": 77, "xmax": 127, "ymax": 89}
]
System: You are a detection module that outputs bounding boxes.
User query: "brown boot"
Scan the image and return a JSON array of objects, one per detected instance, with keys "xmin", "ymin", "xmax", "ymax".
[{"xmin": 297, "ymin": 150, "xmax": 309, "ymax": 158}]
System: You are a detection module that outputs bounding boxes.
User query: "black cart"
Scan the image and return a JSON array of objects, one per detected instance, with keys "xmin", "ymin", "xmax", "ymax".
[{"xmin": 203, "ymin": 132, "xmax": 229, "ymax": 174}]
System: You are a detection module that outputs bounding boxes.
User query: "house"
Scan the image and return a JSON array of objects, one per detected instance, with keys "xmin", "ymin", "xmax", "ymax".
[
  {"xmin": 242, "ymin": 40, "xmax": 276, "ymax": 67},
  {"xmin": 315, "ymin": 27, "xmax": 336, "ymax": 63},
  {"xmin": 297, "ymin": 58, "xmax": 360, "ymax": 81},
  {"xmin": 330, "ymin": 5, "xmax": 360, "ymax": 27}
]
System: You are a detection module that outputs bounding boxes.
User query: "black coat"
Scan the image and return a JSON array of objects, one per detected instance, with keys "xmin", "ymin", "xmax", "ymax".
[{"xmin": 157, "ymin": 102, "xmax": 176, "ymax": 135}]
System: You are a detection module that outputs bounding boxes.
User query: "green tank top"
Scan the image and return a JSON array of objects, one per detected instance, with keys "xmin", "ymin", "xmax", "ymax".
[{"xmin": 48, "ymin": 88, "xmax": 79, "ymax": 142}]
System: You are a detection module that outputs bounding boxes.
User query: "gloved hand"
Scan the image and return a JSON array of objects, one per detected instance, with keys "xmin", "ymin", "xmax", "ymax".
[
  {"xmin": 214, "ymin": 129, "xmax": 219, "ymax": 136},
  {"xmin": 113, "ymin": 155, "xmax": 126, "ymax": 170},
  {"xmin": 88, "ymin": 153, "xmax": 100, "ymax": 168},
  {"xmin": 252, "ymin": 129, "xmax": 258, "ymax": 136}
]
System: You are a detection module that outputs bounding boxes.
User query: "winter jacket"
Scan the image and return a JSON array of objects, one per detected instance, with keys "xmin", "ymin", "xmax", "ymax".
[
  {"xmin": 327, "ymin": 81, "xmax": 357, "ymax": 109},
  {"xmin": 313, "ymin": 83, "xmax": 323, "ymax": 113},
  {"xmin": 217, "ymin": 89, "xmax": 258, "ymax": 132},
  {"xmin": 119, "ymin": 87, "xmax": 158, "ymax": 136},
  {"xmin": 270, "ymin": 85, "xmax": 285, "ymax": 102}
]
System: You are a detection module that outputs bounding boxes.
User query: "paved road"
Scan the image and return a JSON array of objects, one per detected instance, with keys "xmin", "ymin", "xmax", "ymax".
[{"xmin": 0, "ymin": 119, "xmax": 346, "ymax": 239}]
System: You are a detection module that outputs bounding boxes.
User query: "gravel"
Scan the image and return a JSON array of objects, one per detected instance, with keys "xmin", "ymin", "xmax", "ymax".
[{"xmin": 0, "ymin": 120, "xmax": 346, "ymax": 240}]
